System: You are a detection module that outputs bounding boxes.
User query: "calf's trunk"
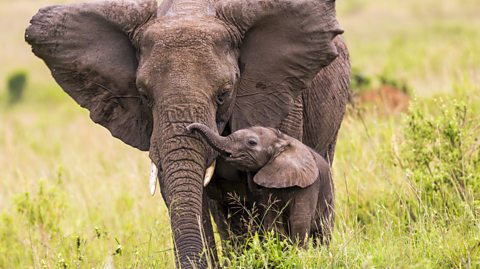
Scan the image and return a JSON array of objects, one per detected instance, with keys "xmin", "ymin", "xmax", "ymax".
[{"xmin": 187, "ymin": 123, "xmax": 232, "ymax": 156}]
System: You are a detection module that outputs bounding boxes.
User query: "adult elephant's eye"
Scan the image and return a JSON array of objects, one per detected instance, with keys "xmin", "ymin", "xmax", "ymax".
[
  {"xmin": 216, "ymin": 84, "xmax": 232, "ymax": 106},
  {"xmin": 216, "ymin": 90, "xmax": 229, "ymax": 105}
]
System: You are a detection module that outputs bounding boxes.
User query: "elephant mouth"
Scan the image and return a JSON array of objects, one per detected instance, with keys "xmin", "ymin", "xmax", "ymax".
[
  {"xmin": 219, "ymin": 150, "xmax": 237, "ymax": 161},
  {"xmin": 223, "ymin": 155, "xmax": 239, "ymax": 163},
  {"xmin": 221, "ymin": 151, "xmax": 234, "ymax": 158},
  {"xmin": 214, "ymin": 147, "xmax": 233, "ymax": 158},
  {"xmin": 221, "ymin": 153, "xmax": 251, "ymax": 169}
]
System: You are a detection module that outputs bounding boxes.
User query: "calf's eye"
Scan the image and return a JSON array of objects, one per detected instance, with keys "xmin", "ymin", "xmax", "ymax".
[{"xmin": 247, "ymin": 139, "xmax": 258, "ymax": 146}]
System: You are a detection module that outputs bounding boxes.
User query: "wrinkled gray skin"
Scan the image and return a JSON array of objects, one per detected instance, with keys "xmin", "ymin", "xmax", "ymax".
[
  {"xmin": 187, "ymin": 124, "xmax": 335, "ymax": 245},
  {"xmin": 25, "ymin": 0, "xmax": 350, "ymax": 267}
]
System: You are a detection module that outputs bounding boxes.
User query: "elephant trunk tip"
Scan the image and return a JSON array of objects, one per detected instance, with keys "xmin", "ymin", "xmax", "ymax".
[{"xmin": 185, "ymin": 123, "xmax": 232, "ymax": 157}]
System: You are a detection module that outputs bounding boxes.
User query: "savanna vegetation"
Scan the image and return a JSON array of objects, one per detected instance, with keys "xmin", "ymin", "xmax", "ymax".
[{"xmin": 1, "ymin": 0, "xmax": 479, "ymax": 268}]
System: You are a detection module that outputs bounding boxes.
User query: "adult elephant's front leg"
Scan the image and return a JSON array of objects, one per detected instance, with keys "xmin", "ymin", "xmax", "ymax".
[
  {"xmin": 206, "ymin": 165, "xmax": 256, "ymax": 244},
  {"xmin": 302, "ymin": 37, "xmax": 350, "ymax": 244},
  {"xmin": 202, "ymin": 191, "xmax": 219, "ymax": 267}
]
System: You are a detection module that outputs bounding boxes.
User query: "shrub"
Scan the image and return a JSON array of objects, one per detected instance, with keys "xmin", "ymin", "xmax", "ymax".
[
  {"xmin": 6, "ymin": 70, "xmax": 28, "ymax": 104},
  {"xmin": 14, "ymin": 180, "xmax": 67, "ymax": 235},
  {"xmin": 378, "ymin": 73, "xmax": 412, "ymax": 95},
  {"xmin": 350, "ymin": 68, "xmax": 412, "ymax": 96},
  {"xmin": 0, "ymin": 213, "xmax": 21, "ymax": 268},
  {"xmin": 399, "ymin": 97, "xmax": 480, "ymax": 214},
  {"xmin": 350, "ymin": 67, "xmax": 372, "ymax": 93}
]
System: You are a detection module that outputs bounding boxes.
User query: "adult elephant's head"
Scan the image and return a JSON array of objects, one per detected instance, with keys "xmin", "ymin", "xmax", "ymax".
[{"xmin": 26, "ymin": 0, "xmax": 343, "ymax": 267}]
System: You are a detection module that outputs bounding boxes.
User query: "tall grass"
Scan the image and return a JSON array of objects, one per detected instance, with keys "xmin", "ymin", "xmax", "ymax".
[
  {"xmin": 1, "ymin": 0, "xmax": 479, "ymax": 268},
  {"xmin": 329, "ymin": 87, "xmax": 480, "ymax": 268}
]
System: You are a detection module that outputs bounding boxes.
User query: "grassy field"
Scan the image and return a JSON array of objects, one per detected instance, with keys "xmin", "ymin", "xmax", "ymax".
[{"xmin": 1, "ymin": 0, "xmax": 479, "ymax": 268}]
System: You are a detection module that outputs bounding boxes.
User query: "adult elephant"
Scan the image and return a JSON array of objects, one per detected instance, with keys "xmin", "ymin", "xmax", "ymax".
[{"xmin": 26, "ymin": 0, "xmax": 350, "ymax": 268}]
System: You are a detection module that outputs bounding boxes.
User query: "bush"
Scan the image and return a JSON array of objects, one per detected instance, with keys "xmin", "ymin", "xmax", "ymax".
[
  {"xmin": 399, "ymin": 97, "xmax": 480, "ymax": 214},
  {"xmin": 14, "ymin": 180, "xmax": 67, "ymax": 234},
  {"xmin": 378, "ymin": 73, "xmax": 412, "ymax": 95},
  {"xmin": 7, "ymin": 70, "xmax": 27, "ymax": 104},
  {"xmin": 350, "ymin": 68, "xmax": 412, "ymax": 96},
  {"xmin": 0, "ymin": 213, "xmax": 21, "ymax": 268},
  {"xmin": 350, "ymin": 67, "xmax": 372, "ymax": 93}
]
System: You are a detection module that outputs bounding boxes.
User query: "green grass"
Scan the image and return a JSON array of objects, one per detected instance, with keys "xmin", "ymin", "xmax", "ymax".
[{"xmin": 1, "ymin": 0, "xmax": 480, "ymax": 268}]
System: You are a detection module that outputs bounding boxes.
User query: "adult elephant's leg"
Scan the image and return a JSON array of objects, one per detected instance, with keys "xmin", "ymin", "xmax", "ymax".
[
  {"xmin": 311, "ymin": 161, "xmax": 335, "ymax": 245},
  {"xmin": 208, "ymin": 197, "xmax": 230, "ymax": 241},
  {"xmin": 313, "ymin": 193, "xmax": 335, "ymax": 245},
  {"xmin": 302, "ymin": 37, "xmax": 351, "ymax": 162},
  {"xmin": 205, "ymin": 167, "xmax": 237, "ymax": 244},
  {"xmin": 202, "ymin": 192, "xmax": 219, "ymax": 267},
  {"xmin": 302, "ymin": 37, "xmax": 350, "ymax": 244},
  {"xmin": 207, "ymin": 182, "xmax": 254, "ymax": 259},
  {"xmin": 206, "ymin": 161, "xmax": 255, "ymax": 242}
]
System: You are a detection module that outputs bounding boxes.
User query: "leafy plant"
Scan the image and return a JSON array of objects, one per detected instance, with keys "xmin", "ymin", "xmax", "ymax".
[
  {"xmin": 399, "ymin": 97, "xmax": 480, "ymax": 214},
  {"xmin": 14, "ymin": 180, "xmax": 67, "ymax": 234},
  {"xmin": 350, "ymin": 67, "xmax": 373, "ymax": 93},
  {"xmin": 378, "ymin": 73, "xmax": 412, "ymax": 95},
  {"xmin": 6, "ymin": 70, "xmax": 27, "ymax": 104}
]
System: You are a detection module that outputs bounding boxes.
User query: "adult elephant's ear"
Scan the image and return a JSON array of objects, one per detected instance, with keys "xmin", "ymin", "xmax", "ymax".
[
  {"xmin": 25, "ymin": 0, "xmax": 157, "ymax": 151},
  {"xmin": 217, "ymin": 0, "xmax": 343, "ymax": 131}
]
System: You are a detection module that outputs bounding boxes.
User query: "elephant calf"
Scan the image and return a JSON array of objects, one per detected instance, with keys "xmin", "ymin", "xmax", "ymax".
[{"xmin": 187, "ymin": 123, "xmax": 334, "ymax": 245}]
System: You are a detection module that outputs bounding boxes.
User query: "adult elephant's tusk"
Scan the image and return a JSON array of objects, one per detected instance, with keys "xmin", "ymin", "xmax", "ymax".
[
  {"xmin": 149, "ymin": 161, "xmax": 158, "ymax": 196},
  {"xmin": 204, "ymin": 160, "xmax": 216, "ymax": 187}
]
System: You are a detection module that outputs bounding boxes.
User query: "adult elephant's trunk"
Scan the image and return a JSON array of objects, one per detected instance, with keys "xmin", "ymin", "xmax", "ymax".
[
  {"xmin": 187, "ymin": 123, "xmax": 232, "ymax": 156},
  {"xmin": 161, "ymin": 142, "xmax": 206, "ymax": 267},
  {"xmin": 150, "ymin": 106, "xmax": 216, "ymax": 268}
]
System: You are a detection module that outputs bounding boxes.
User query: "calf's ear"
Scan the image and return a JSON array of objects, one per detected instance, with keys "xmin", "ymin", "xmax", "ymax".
[{"xmin": 253, "ymin": 138, "xmax": 319, "ymax": 188}]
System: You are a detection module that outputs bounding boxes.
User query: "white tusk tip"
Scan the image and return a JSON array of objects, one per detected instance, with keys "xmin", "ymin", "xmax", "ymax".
[
  {"xmin": 203, "ymin": 160, "xmax": 216, "ymax": 187},
  {"xmin": 149, "ymin": 162, "xmax": 158, "ymax": 196}
]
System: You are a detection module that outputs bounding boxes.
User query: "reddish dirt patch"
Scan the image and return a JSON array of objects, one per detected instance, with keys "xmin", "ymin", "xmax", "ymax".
[{"xmin": 353, "ymin": 85, "xmax": 410, "ymax": 115}]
